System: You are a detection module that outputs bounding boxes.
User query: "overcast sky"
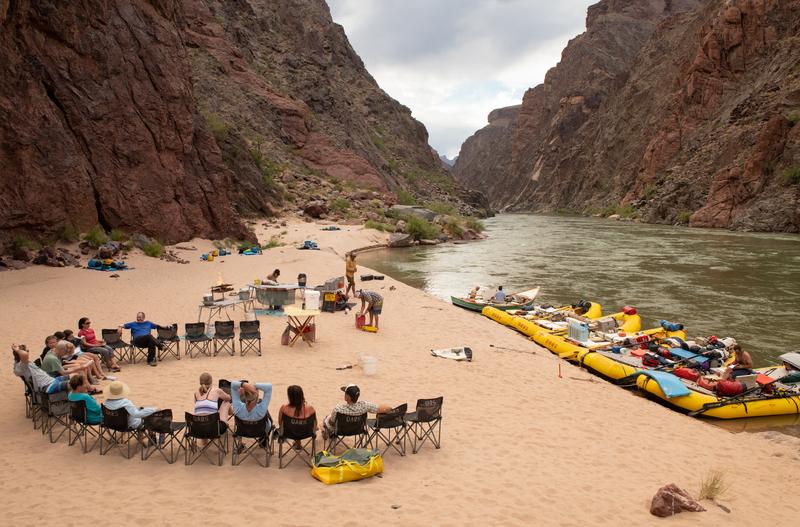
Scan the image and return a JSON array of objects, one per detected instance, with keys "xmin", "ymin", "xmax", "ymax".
[{"xmin": 328, "ymin": 0, "xmax": 595, "ymax": 159}]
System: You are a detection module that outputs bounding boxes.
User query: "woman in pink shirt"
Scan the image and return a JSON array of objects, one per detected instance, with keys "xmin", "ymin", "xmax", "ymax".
[{"xmin": 77, "ymin": 317, "xmax": 121, "ymax": 371}]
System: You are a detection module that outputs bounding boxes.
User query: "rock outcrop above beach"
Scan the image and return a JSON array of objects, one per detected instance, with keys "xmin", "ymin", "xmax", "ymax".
[
  {"xmin": 453, "ymin": 0, "xmax": 800, "ymax": 232},
  {"xmin": 0, "ymin": 0, "xmax": 481, "ymax": 248}
]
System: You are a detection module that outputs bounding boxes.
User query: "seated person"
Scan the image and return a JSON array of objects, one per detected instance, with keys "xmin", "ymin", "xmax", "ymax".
[
  {"xmin": 12, "ymin": 344, "xmax": 71, "ymax": 394},
  {"xmin": 721, "ymin": 344, "xmax": 754, "ymax": 380},
  {"xmin": 279, "ymin": 385, "xmax": 316, "ymax": 450},
  {"xmin": 493, "ymin": 286, "xmax": 506, "ymax": 303},
  {"xmin": 322, "ymin": 384, "xmax": 390, "ymax": 439},
  {"xmin": 193, "ymin": 372, "xmax": 232, "ymax": 428},
  {"xmin": 42, "ymin": 341, "xmax": 97, "ymax": 385},
  {"xmin": 231, "ymin": 380, "xmax": 272, "ymax": 425},
  {"xmin": 103, "ymin": 381, "xmax": 157, "ymax": 429},
  {"xmin": 779, "ymin": 360, "xmax": 800, "ymax": 384},
  {"xmin": 77, "ymin": 318, "xmax": 120, "ymax": 371},
  {"xmin": 56, "ymin": 334, "xmax": 107, "ymax": 382},
  {"xmin": 67, "ymin": 374, "xmax": 102, "ymax": 425},
  {"xmin": 467, "ymin": 286, "xmax": 480, "ymax": 300},
  {"xmin": 117, "ymin": 312, "xmax": 168, "ymax": 367}
]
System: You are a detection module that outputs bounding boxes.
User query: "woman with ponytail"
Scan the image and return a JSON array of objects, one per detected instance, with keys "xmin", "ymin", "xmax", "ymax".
[{"xmin": 193, "ymin": 372, "xmax": 232, "ymax": 426}]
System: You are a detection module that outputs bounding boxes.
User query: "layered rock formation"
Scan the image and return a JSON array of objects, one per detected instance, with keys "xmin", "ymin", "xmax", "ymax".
[
  {"xmin": 0, "ymin": 0, "xmax": 476, "ymax": 246},
  {"xmin": 454, "ymin": 0, "xmax": 800, "ymax": 232}
]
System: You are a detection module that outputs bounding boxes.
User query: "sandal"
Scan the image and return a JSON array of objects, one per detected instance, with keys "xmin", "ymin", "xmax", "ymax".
[{"xmin": 89, "ymin": 389, "xmax": 103, "ymax": 395}]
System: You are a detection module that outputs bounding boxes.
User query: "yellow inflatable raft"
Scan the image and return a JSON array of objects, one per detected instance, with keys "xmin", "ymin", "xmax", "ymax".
[{"xmin": 636, "ymin": 374, "xmax": 800, "ymax": 419}]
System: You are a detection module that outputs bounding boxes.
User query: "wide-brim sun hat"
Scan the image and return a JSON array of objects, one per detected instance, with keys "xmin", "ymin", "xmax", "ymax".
[{"xmin": 106, "ymin": 380, "xmax": 131, "ymax": 400}]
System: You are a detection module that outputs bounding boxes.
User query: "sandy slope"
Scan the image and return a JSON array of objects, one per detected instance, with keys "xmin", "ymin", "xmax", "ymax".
[{"xmin": 1, "ymin": 219, "xmax": 798, "ymax": 526}]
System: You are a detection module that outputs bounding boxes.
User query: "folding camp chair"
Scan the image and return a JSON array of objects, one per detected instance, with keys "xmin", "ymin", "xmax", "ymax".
[
  {"xmin": 232, "ymin": 414, "xmax": 272, "ymax": 467},
  {"xmin": 102, "ymin": 329, "xmax": 132, "ymax": 364},
  {"xmin": 273, "ymin": 413, "xmax": 317, "ymax": 468},
  {"xmin": 184, "ymin": 412, "xmax": 229, "ymax": 466},
  {"xmin": 68, "ymin": 400, "xmax": 100, "ymax": 453},
  {"xmin": 239, "ymin": 320, "xmax": 261, "ymax": 356},
  {"xmin": 157, "ymin": 324, "xmax": 181, "ymax": 361},
  {"xmin": 25, "ymin": 379, "xmax": 46, "ymax": 431},
  {"xmin": 326, "ymin": 412, "xmax": 368, "ymax": 454},
  {"xmin": 100, "ymin": 406, "xmax": 145, "ymax": 458},
  {"xmin": 213, "ymin": 320, "xmax": 235, "ymax": 356},
  {"xmin": 405, "ymin": 397, "xmax": 443, "ymax": 454},
  {"xmin": 43, "ymin": 391, "xmax": 70, "ymax": 444},
  {"xmin": 367, "ymin": 403, "xmax": 407, "ymax": 456},
  {"xmin": 185, "ymin": 322, "xmax": 211, "ymax": 358},
  {"xmin": 142, "ymin": 410, "xmax": 186, "ymax": 464},
  {"xmin": 19, "ymin": 376, "xmax": 33, "ymax": 419},
  {"xmin": 128, "ymin": 331, "xmax": 149, "ymax": 364}
]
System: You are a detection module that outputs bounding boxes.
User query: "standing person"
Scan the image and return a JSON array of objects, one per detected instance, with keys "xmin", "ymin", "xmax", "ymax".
[
  {"xmin": 77, "ymin": 317, "xmax": 121, "ymax": 372},
  {"xmin": 355, "ymin": 289, "xmax": 383, "ymax": 330},
  {"xmin": 345, "ymin": 254, "xmax": 357, "ymax": 297},
  {"xmin": 67, "ymin": 374, "xmax": 102, "ymax": 425},
  {"xmin": 193, "ymin": 372, "xmax": 232, "ymax": 425},
  {"xmin": 117, "ymin": 312, "xmax": 168, "ymax": 367}
]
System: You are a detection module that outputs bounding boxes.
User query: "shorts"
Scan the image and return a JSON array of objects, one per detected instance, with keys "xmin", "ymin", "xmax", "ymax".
[
  {"xmin": 47, "ymin": 375, "xmax": 70, "ymax": 394},
  {"xmin": 371, "ymin": 301, "xmax": 383, "ymax": 316}
]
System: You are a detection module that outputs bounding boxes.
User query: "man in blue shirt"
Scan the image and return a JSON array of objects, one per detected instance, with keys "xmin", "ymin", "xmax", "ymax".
[
  {"xmin": 117, "ymin": 312, "xmax": 169, "ymax": 367},
  {"xmin": 493, "ymin": 286, "xmax": 506, "ymax": 303}
]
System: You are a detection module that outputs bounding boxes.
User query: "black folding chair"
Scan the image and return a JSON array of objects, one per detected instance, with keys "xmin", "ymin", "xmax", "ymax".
[
  {"xmin": 25, "ymin": 379, "xmax": 46, "ymax": 431},
  {"xmin": 368, "ymin": 403, "xmax": 408, "ymax": 456},
  {"xmin": 405, "ymin": 397, "xmax": 443, "ymax": 454},
  {"xmin": 326, "ymin": 412, "xmax": 368, "ymax": 454},
  {"xmin": 184, "ymin": 412, "xmax": 229, "ymax": 466},
  {"xmin": 19, "ymin": 376, "xmax": 33, "ymax": 419},
  {"xmin": 213, "ymin": 320, "xmax": 235, "ymax": 356},
  {"xmin": 142, "ymin": 410, "xmax": 186, "ymax": 464},
  {"xmin": 100, "ymin": 406, "xmax": 145, "ymax": 458},
  {"xmin": 68, "ymin": 400, "xmax": 100, "ymax": 453},
  {"xmin": 43, "ymin": 391, "xmax": 70, "ymax": 444},
  {"xmin": 232, "ymin": 414, "xmax": 272, "ymax": 467},
  {"xmin": 157, "ymin": 324, "xmax": 181, "ymax": 361},
  {"xmin": 102, "ymin": 329, "xmax": 132, "ymax": 364},
  {"xmin": 273, "ymin": 413, "xmax": 317, "ymax": 468},
  {"xmin": 128, "ymin": 331, "xmax": 149, "ymax": 364},
  {"xmin": 185, "ymin": 323, "xmax": 211, "ymax": 358},
  {"xmin": 239, "ymin": 320, "xmax": 261, "ymax": 356}
]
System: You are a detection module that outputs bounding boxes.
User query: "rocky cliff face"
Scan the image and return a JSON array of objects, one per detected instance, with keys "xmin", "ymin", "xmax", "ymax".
[
  {"xmin": 454, "ymin": 0, "xmax": 800, "ymax": 232},
  {"xmin": 0, "ymin": 0, "xmax": 476, "ymax": 247}
]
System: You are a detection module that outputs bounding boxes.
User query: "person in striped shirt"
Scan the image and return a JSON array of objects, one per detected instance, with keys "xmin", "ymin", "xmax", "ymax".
[{"xmin": 355, "ymin": 289, "xmax": 383, "ymax": 329}]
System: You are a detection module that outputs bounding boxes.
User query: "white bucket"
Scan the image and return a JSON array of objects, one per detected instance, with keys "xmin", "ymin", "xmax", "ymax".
[
  {"xmin": 360, "ymin": 355, "xmax": 378, "ymax": 376},
  {"xmin": 244, "ymin": 311, "xmax": 256, "ymax": 321},
  {"xmin": 304, "ymin": 289, "xmax": 321, "ymax": 310}
]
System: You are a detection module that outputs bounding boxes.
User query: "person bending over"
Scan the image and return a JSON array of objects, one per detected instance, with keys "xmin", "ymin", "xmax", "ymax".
[
  {"xmin": 322, "ymin": 384, "xmax": 390, "ymax": 440},
  {"xmin": 193, "ymin": 372, "xmax": 232, "ymax": 427},
  {"xmin": 117, "ymin": 312, "xmax": 168, "ymax": 367},
  {"xmin": 77, "ymin": 318, "xmax": 120, "ymax": 371},
  {"xmin": 231, "ymin": 380, "xmax": 272, "ymax": 426},
  {"xmin": 67, "ymin": 374, "xmax": 102, "ymax": 425},
  {"xmin": 355, "ymin": 289, "xmax": 383, "ymax": 329},
  {"xmin": 12, "ymin": 344, "xmax": 71, "ymax": 394}
]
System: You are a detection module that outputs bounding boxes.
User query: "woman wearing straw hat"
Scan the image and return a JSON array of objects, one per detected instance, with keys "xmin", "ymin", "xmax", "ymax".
[{"xmin": 102, "ymin": 381, "xmax": 157, "ymax": 429}]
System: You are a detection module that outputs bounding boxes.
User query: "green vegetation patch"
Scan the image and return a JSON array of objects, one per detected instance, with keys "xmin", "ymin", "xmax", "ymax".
[
  {"xmin": 142, "ymin": 240, "xmax": 164, "ymax": 258},
  {"xmin": 83, "ymin": 225, "xmax": 108, "ymax": 249},
  {"xmin": 405, "ymin": 216, "xmax": 440, "ymax": 240},
  {"xmin": 677, "ymin": 210, "xmax": 692, "ymax": 224},
  {"xmin": 396, "ymin": 189, "xmax": 416, "ymax": 206},
  {"xmin": 781, "ymin": 166, "xmax": 800, "ymax": 184},
  {"xmin": 58, "ymin": 224, "xmax": 80, "ymax": 243},
  {"xmin": 330, "ymin": 197, "xmax": 351, "ymax": 213},
  {"xmin": 424, "ymin": 200, "xmax": 457, "ymax": 215},
  {"xmin": 364, "ymin": 220, "xmax": 394, "ymax": 232}
]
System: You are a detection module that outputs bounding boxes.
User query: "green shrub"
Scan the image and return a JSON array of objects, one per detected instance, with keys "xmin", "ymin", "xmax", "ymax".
[
  {"xmin": 58, "ymin": 224, "xmax": 80, "ymax": 243},
  {"xmin": 262, "ymin": 236, "xmax": 283, "ymax": 249},
  {"xmin": 464, "ymin": 216, "xmax": 485, "ymax": 232},
  {"xmin": 142, "ymin": 240, "xmax": 164, "ymax": 258},
  {"xmin": 424, "ymin": 200, "xmax": 457, "ymax": 215},
  {"xmin": 781, "ymin": 166, "xmax": 800, "ymax": 184},
  {"xmin": 331, "ymin": 197, "xmax": 351, "ymax": 212},
  {"xmin": 443, "ymin": 217, "xmax": 463, "ymax": 237},
  {"xmin": 11, "ymin": 235, "xmax": 40, "ymax": 252},
  {"xmin": 397, "ymin": 189, "xmax": 416, "ymax": 205},
  {"xmin": 617, "ymin": 204, "xmax": 637, "ymax": 219},
  {"xmin": 643, "ymin": 184, "xmax": 657, "ymax": 200},
  {"xmin": 110, "ymin": 229, "xmax": 127, "ymax": 242},
  {"xmin": 364, "ymin": 220, "xmax": 394, "ymax": 232},
  {"xmin": 83, "ymin": 225, "xmax": 108, "ymax": 248},
  {"xmin": 405, "ymin": 216, "xmax": 440, "ymax": 240},
  {"xmin": 677, "ymin": 210, "xmax": 692, "ymax": 224},
  {"xmin": 204, "ymin": 112, "xmax": 230, "ymax": 140},
  {"xmin": 248, "ymin": 145, "xmax": 283, "ymax": 186},
  {"xmin": 787, "ymin": 113, "xmax": 800, "ymax": 127}
]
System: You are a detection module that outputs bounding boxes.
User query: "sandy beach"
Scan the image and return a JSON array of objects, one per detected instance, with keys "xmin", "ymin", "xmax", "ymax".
[{"xmin": 1, "ymin": 219, "xmax": 799, "ymax": 526}]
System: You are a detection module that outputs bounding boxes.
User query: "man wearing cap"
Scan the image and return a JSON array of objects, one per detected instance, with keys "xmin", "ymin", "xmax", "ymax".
[
  {"xmin": 322, "ymin": 384, "xmax": 391, "ymax": 439},
  {"xmin": 103, "ymin": 381, "xmax": 157, "ymax": 429}
]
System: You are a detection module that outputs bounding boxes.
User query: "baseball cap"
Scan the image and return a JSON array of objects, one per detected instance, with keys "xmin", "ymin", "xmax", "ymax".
[{"xmin": 340, "ymin": 384, "xmax": 360, "ymax": 400}]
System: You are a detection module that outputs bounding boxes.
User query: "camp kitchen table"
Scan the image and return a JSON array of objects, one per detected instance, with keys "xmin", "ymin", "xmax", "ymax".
[
  {"xmin": 198, "ymin": 297, "xmax": 256, "ymax": 323},
  {"xmin": 284, "ymin": 305, "xmax": 320, "ymax": 347}
]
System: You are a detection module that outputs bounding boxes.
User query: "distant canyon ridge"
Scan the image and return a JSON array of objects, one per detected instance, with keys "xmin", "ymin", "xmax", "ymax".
[{"xmin": 454, "ymin": 0, "xmax": 800, "ymax": 232}]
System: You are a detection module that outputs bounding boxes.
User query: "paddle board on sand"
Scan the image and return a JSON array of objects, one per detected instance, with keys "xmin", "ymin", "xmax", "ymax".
[{"xmin": 430, "ymin": 347, "xmax": 473, "ymax": 362}]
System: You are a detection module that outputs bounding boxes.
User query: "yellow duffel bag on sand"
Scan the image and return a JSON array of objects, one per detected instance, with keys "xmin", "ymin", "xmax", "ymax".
[{"xmin": 311, "ymin": 448, "xmax": 383, "ymax": 485}]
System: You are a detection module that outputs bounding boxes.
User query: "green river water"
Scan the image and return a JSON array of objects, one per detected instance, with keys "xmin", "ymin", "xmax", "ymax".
[{"xmin": 359, "ymin": 214, "xmax": 800, "ymax": 367}]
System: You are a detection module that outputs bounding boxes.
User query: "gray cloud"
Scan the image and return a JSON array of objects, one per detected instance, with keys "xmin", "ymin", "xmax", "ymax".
[{"xmin": 328, "ymin": 0, "xmax": 595, "ymax": 157}]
